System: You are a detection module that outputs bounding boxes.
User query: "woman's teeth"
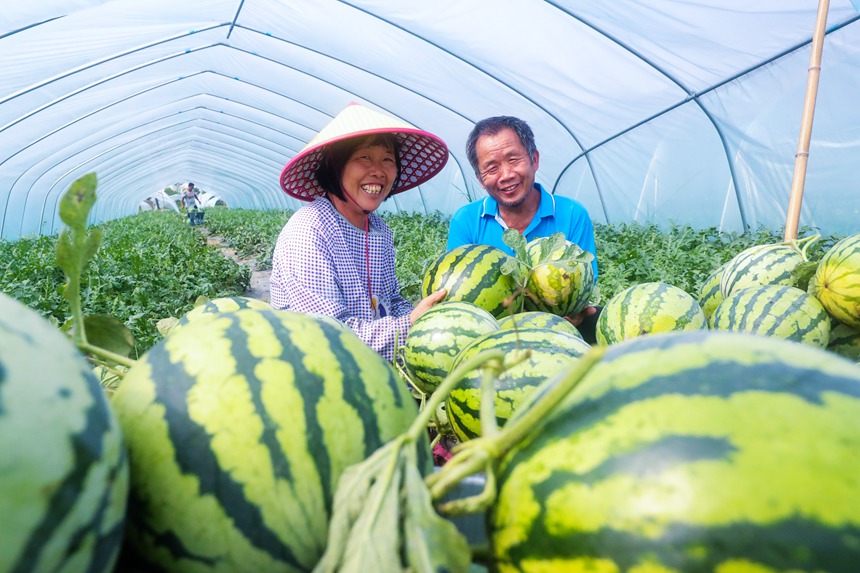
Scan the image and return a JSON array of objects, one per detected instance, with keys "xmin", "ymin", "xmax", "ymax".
[{"xmin": 361, "ymin": 184, "xmax": 383, "ymax": 195}]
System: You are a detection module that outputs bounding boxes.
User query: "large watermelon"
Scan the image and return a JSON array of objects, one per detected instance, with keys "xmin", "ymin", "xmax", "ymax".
[
  {"xmin": 446, "ymin": 327, "xmax": 590, "ymax": 441},
  {"xmin": 523, "ymin": 236, "xmax": 594, "ymax": 317},
  {"xmin": 111, "ymin": 308, "xmax": 424, "ymax": 572},
  {"xmin": 498, "ymin": 311, "xmax": 583, "ymax": 339},
  {"xmin": 421, "ymin": 244, "xmax": 519, "ymax": 319},
  {"xmin": 178, "ymin": 295, "xmax": 272, "ymax": 326},
  {"xmin": 402, "ymin": 300, "xmax": 500, "ymax": 395},
  {"xmin": 490, "ymin": 330, "xmax": 860, "ymax": 572},
  {"xmin": 0, "ymin": 292, "xmax": 128, "ymax": 573},
  {"xmin": 711, "ymin": 284, "xmax": 830, "ymax": 348},
  {"xmin": 720, "ymin": 242, "xmax": 806, "ymax": 299},
  {"xmin": 596, "ymin": 282, "xmax": 707, "ymax": 345},
  {"xmin": 808, "ymin": 233, "xmax": 860, "ymax": 329}
]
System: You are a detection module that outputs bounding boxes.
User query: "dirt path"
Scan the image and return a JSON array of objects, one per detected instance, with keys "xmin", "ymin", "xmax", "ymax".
[{"xmin": 203, "ymin": 231, "xmax": 271, "ymax": 302}]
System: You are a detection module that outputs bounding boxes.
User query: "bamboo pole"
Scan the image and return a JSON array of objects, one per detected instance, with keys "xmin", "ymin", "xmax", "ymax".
[{"xmin": 784, "ymin": 0, "xmax": 831, "ymax": 241}]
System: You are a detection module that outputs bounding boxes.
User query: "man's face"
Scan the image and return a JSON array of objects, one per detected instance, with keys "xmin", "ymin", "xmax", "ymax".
[{"xmin": 475, "ymin": 127, "xmax": 539, "ymax": 209}]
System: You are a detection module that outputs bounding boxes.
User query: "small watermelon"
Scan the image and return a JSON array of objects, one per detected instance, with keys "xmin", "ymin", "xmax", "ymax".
[
  {"xmin": 711, "ymin": 284, "xmax": 830, "ymax": 348},
  {"xmin": 0, "ymin": 293, "xmax": 128, "ymax": 573},
  {"xmin": 498, "ymin": 311, "xmax": 583, "ymax": 338},
  {"xmin": 446, "ymin": 327, "xmax": 590, "ymax": 441},
  {"xmin": 112, "ymin": 308, "xmax": 424, "ymax": 572},
  {"xmin": 523, "ymin": 236, "xmax": 595, "ymax": 318},
  {"xmin": 421, "ymin": 244, "xmax": 519, "ymax": 319},
  {"xmin": 402, "ymin": 301, "xmax": 500, "ymax": 395},
  {"xmin": 720, "ymin": 242, "xmax": 806, "ymax": 299},
  {"xmin": 490, "ymin": 330, "xmax": 860, "ymax": 572},
  {"xmin": 596, "ymin": 282, "xmax": 707, "ymax": 345},
  {"xmin": 808, "ymin": 233, "xmax": 860, "ymax": 329}
]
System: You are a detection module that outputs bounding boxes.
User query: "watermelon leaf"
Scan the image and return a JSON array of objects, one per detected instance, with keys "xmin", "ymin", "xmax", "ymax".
[
  {"xmin": 502, "ymin": 228, "xmax": 528, "ymax": 261},
  {"xmin": 82, "ymin": 314, "xmax": 136, "ymax": 361},
  {"xmin": 792, "ymin": 260, "xmax": 819, "ymax": 292}
]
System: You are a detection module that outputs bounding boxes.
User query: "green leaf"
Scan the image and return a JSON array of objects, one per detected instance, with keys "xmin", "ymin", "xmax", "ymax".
[
  {"xmin": 156, "ymin": 317, "xmax": 180, "ymax": 336},
  {"xmin": 502, "ymin": 228, "xmax": 528, "ymax": 261},
  {"xmin": 83, "ymin": 314, "xmax": 136, "ymax": 361},
  {"xmin": 792, "ymin": 261, "xmax": 819, "ymax": 292},
  {"xmin": 402, "ymin": 449, "xmax": 471, "ymax": 573},
  {"xmin": 58, "ymin": 172, "xmax": 98, "ymax": 231}
]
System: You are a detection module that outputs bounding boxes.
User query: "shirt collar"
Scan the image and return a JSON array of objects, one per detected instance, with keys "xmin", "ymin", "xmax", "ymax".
[{"xmin": 480, "ymin": 183, "xmax": 556, "ymax": 221}]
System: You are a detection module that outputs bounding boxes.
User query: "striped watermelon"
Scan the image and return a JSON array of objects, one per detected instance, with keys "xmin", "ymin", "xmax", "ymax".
[
  {"xmin": 421, "ymin": 244, "xmax": 519, "ymax": 319},
  {"xmin": 596, "ymin": 282, "xmax": 707, "ymax": 345},
  {"xmin": 0, "ymin": 292, "xmax": 128, "ymax": 573},
  {"xmin": 178, "ymin": 295, "xmax": 272, "ymax": 326},
  {"xmin": 498, "ymin": 311, "xmax": 583, "ymax": 338},
  {"xmin": 720, "ymin": 242, "xmax": 806, "ymax": 299},
  {"xmin": 697, "ymin": 262, "xmax": 727, "ymax": 324},
  {"xmin": 490, "ymin": 330, "xmax": 860, "ymax": 572},
  {"xmin": 446, "ymin": 327, "xmax": 590, "ymax": 441},
  {"xmin": 827, "ymin": 319, "xmax": 860, "ymax": 361},
  {"xmin": 808, "ymin": 233, "xmax": 860, "ymax": 329},
  {"xmin": 402, "ymin": 301, "xmax": 500, "ymax": 395},
  {"xmin": 711, "ymin": 284, "xmax": 830, "ymax": 348},
  {"xmin": 111, "ymin": 308, "xmax": 423, "ymax": 572},
  {"xmin": 523, "ymin": 236, "xmax": 595, "ymax": 317}
]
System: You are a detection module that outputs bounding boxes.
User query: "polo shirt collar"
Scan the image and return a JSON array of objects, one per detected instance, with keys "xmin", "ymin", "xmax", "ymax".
[{"xmin": 480, "ymin": 184, "xmax": 556, "ymax": 231}]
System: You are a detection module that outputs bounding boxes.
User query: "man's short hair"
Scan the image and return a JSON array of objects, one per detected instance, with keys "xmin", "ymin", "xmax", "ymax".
[{"xmin": 465, "ymin": 116, "xmax": 538, "ymax": 175}]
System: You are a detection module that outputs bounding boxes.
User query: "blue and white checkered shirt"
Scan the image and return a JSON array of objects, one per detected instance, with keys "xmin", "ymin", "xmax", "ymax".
[{"xmin": 270, "ymin": 197, "xmax": 412, "ymax": 360}]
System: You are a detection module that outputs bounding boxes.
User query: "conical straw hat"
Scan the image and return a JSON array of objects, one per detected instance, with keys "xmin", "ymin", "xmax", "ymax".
[{"xmin": 280, "ymin": 103, "xmax": 449, "ymax": 201}]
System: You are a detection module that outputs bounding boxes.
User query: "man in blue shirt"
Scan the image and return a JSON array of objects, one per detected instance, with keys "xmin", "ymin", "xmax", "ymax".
[{"xmin": 446, "ymin": 115, "xmax": 600, "ymax": 341}]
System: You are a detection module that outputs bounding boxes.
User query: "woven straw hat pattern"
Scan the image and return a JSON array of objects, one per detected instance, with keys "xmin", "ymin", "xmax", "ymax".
[{"xmin": 280, "ymin": 104, "xmax": 449, "ymax": 201}]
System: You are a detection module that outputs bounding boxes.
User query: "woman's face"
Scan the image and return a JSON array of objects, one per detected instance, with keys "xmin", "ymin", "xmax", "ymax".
[{"xmin": 337, "ymin": 141, "xmax": 398, "ymax": 221}]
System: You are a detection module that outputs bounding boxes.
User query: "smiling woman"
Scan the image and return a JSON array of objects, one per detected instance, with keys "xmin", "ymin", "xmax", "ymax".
[{"xmin": 269, "ymin": 104, "xmax": 450, "ymax": 360}]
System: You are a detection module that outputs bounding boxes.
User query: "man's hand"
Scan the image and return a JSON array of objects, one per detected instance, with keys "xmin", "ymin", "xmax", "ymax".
[
  {"xmin": 409, "ymin": 289, "xmax": 447, "ymax": 324},
  {"xmin": 564, "ymin": 305, "xmax": 597, "ymax": 327}
]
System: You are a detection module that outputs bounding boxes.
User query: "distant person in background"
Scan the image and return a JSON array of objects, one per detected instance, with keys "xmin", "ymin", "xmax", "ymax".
[
  {"xmin": 446, "ymin": 115, "xmax": 601, "ymax": 342},
  {"xmin": 180, "ymin": 182, "xmax": 202, "ymax": 226},
  {"xmin": 270, "ymin": 103, "xmax": 449, "ymax": 360}
]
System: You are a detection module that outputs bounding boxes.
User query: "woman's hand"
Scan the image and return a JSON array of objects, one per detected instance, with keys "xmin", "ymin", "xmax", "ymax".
[
  {"xmin": 564, "ymin": 305, "xmax": 597, "ymax": 326},
  {"xmin": 409, "ymin": 289, "xmax": 447, "ymax": 324}
]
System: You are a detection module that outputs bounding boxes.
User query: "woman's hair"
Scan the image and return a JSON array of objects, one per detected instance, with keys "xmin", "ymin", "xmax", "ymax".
[{"xmin": 315, "ymin": 133, "xmax": 402, "ymax": 201}]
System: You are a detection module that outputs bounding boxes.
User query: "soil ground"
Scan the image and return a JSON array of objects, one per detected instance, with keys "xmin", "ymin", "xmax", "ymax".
[{"xmin": 202, "ymin": 230, "xmax": 271, "ymax": 302}]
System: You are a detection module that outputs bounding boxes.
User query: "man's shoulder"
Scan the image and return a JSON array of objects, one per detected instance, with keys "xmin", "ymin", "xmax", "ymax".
[{"xmin": 451, "ymin": 197, "xmax": 488, "ymax": 220}]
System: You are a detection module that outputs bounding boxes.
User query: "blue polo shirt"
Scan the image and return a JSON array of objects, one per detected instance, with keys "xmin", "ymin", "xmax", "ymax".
[{"xmin": 446, "ymin": 184, "xmax": 598, "ymax": 278}]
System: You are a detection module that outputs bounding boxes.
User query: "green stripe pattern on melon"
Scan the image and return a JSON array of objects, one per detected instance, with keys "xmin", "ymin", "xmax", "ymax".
[
  {"xmin": 720, "ymin": 242, "xmax": 806, "ymax": 299},
  {"xmin": 596, "ymin": 282, "xmax": 707, "ymax": 345},
  {"xmin": 421, "ymin": 244, "xmax": 518, "ymax": 319},
  {"xmin": 178, "ymin": 296, "xmax": 272, "ymax": 326},
  {"xmin": 827, "ymin": 319, "xmax": 860, "ymax": 361},
  {"xmin": 809, "ymin": 233, "xmax": 860, "ymax": 329},
  {"xmin": 112, "ymin": 308, "xmax": 422, "ymax": 573},
  {"xmin": 498, "ymin": 311, "xmax": 583, "ymax": 339},
  {"xmin": 697, "ymin": 262, "xmax": 727, "ymax": 324},
  {"xmin": 402, "ymin": 301, "xmax": 500, "ymax": 394},
  {"xmin": 491, "ymin": 330, "xmax": 860, "ymax": 572},
  {"xmin": 446, "ymin": 327, "xmax": 590, "ymax": 441},
  {"xmin": 1, "ymin": 293, "xmax": 128, "ymax": 573},
  {"xmin": 711, "ymin": 284, "xmax": 830, "ymax": 348}
]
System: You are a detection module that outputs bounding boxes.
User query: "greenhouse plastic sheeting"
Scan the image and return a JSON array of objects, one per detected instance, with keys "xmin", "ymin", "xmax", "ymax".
[{"xmin": 1, "ymin": 1, "xmax": 859, "ymax": 240}]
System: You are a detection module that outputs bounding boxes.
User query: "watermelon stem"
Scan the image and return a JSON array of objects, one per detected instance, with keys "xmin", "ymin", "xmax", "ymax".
[
  {"xmin": 425, "ymin": 345, "xmax": 607, "ymax": 512},
  {"xmin": 405, "ymin": 350, "xmax": 507, "ymax": 443},
  {"xmin": 79, "ymin": 341, "xmax": 136, "ymax": 369}
]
